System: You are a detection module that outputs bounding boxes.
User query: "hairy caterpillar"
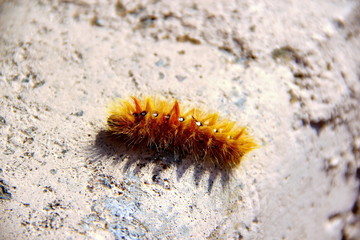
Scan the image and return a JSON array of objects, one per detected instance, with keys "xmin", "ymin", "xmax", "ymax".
[{"xmin": 107, "ymin": 96, "xmax": 258, "ymax": 168}]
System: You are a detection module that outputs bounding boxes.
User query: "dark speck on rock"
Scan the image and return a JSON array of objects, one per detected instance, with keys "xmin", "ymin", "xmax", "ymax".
[
  {"xmin": 72, "ymin": 110, "xmax": 84, "ymax": 117},
  {"xmin": 159, "ymin": 72, "xmax": 165, "ymax": 79},
  {"xmin": 0, "ymin": 181, "xmax": 12, "ymax": 200},
  {"xmin": 91, "ymin": 16, "xmax": 104, "ymax": 27},
  {"xmin": 0, "ymin": 116, "xmax": 6, "ymax": 125},
  {"xmin": 175, "ymin": 75, "xmax": 187, "ymax": 82},
  {"xmin": 155, "ymin": 59, "xmax": 164, "ymax": 67}
]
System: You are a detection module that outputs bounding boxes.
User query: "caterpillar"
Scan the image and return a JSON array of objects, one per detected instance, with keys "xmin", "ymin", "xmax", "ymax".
[{"xmin": 106, "ymin": 96, "xmax": 258, "ymax": 168}]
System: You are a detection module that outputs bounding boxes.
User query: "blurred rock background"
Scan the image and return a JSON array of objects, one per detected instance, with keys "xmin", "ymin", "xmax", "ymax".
[{"xmin": 0, "ymin": 0, "xmax": 359, "ymax": 239}]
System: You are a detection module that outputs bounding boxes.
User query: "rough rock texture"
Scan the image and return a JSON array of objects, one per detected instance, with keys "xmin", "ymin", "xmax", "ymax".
[{"xmin": 0, "ymin": 0, "xmax": 359, "ymax": 239}]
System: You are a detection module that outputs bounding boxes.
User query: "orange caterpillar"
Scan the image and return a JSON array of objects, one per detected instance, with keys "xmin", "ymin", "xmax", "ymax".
[{"xmin": 107, "ymin": 96, "xmax": 258, "ymax": 168}]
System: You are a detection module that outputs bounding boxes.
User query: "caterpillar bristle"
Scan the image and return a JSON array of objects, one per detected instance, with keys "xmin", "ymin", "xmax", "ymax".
[{"xmin": 107, "ymin": 96, "xmax": 258, "ymax": 169}]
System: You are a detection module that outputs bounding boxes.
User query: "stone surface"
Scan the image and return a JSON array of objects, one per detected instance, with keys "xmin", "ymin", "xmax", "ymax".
[{"xmin": 0, "ymin": 0, "xmax": 359, "ymax": 239}]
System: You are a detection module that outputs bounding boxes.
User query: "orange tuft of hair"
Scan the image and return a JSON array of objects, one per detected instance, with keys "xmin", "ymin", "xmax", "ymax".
[{"xmin": 107, "ymin": 96, "xmax": 258, "ymax": 168}]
